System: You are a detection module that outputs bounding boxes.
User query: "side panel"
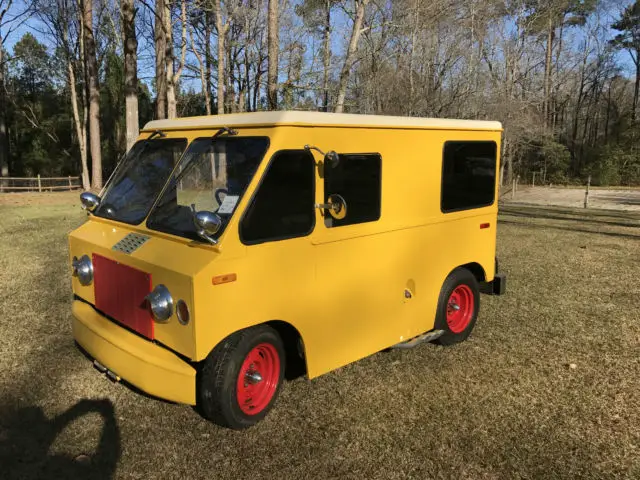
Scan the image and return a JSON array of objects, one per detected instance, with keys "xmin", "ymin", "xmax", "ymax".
[
  {"xmin": 190, "ymin": 126, "xmax": 501, "ymax": 379},
  {"xmin": 305, "ymin": 127, "xmax": 500, "ymax": 377}
]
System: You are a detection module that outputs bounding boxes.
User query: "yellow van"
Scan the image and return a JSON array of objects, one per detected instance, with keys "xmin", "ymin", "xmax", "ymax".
[{"xmin": 69, "ymin": 111, "xmax": 506, "ymax": 429}]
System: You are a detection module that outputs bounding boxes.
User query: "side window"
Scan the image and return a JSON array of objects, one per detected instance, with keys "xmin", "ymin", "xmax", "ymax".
[
  {"xmin": 441, "ymin": 141, "xmax": 497, "ymax": 212},
  {"xmin": 324, "ymin": 153, "xmax": 382, "ymax": 227},
  {"xmin": 240, "ymin": 150, "xmax": 315, "ymax": 244}
]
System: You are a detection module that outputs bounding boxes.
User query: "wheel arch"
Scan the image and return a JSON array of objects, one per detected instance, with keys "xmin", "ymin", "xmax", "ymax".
[
  {"xmin": 456, "ymin": 262, "xmax": 487, "ymax": 283},
  {"xmin": 264, "ymin": 320, "xmax": 307, "ymax": 380}
]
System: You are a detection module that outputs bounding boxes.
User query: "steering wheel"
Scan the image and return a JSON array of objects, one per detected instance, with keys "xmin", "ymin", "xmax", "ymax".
[{"xmin": 214, "ymin": 188, "xmax": 229, "ymax": 207}]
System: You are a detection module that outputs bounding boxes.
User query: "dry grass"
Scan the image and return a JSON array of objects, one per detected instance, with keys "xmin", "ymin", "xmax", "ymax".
[{"xmin": 0, "ymin": 196, "xmax": 638, "ymax": 479}]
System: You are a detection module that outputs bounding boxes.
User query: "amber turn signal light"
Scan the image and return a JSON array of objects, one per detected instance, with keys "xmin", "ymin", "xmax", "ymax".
[{"xmin": 212, "ymin": 273, "xmax": 237, "ymax": 285}]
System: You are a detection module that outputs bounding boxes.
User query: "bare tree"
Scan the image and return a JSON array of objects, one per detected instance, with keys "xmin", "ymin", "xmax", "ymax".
[
  {"xmin": 267, "ymin": 0, "xmax": 278, "ymax": 109},
  {"xmin": 190, "ymin": 24, "xmax": 211, "ymax": 115},
  {"xmin": 154, "ymin": 0, "xmax": 167, "ymax": 119},
  {"xmin": 335, "ymin": 0, "xmax": 369, "ymax": 113},
  {"xmin": 0, "ymin": 28, "xmax": 7, "ymax": 177},
  {"xmin": 0, "ymin": 0, "xmax": 22, "ymax": 177},
  {"xmin": 123, "ymin": 0, "xmax": 139, "ymax": 148},
  {"xmin": 166, "ymin": 0, "xmax": 187, "ymax": 118},
  {"xmin": 82, "ymin": 0, "xmax": 102, "ymax": 188},
  {"xmin": 213, "ymin": 0, "xmax": 229, "ymax": 114}
]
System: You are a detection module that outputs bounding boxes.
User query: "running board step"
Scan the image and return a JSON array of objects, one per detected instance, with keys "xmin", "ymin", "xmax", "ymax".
[{"xmin": 392, "ymin": 329, "xmax": 445, "ymax": 349}]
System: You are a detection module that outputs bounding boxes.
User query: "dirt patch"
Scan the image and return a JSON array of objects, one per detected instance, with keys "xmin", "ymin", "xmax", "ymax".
[
  {"xmin": 0, "ymin": 191, "xmax": 80, "ymax": 207},
  {"xmin": 503, "ymin": 186, "xmax": 640, "ymax": 211}
]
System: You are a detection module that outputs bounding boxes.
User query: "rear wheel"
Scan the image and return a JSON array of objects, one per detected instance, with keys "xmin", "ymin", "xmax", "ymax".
[
  {"xmin": 434, "ymin": 268, "xmax": 480, "ymax": 346},
  {"xmin": 198, "ymin": 325, "xmax": 285, "ymax": 429}
]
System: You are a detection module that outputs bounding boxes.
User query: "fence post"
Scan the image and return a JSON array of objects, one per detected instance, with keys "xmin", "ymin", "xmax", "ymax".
[
  {"xmin": 584, "ymin": 175, "xmax": 591, "ymax": 209},
  {"xmin": 37, "ymin": 174, "xmax": 42, "ymax": 193},
  {"xmin": 532, "ymin": 171, "xmax": 536, "ymax": 187},
  {"xmin": 68, "ymin": 176, "xmax": 72, "ymax": 191},
  {"xmin": 511, "ymin": 178, "xmax": 516, "ymax": 200}
]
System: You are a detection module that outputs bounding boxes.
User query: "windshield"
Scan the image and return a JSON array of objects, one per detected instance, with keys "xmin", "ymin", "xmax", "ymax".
[
  {"xmin": 95, "ymin": 138, "xmax": 187, "ymax": 224},
  {"xmin": 147, "ymin": 137, "xmax": 269, "ymax": 240}
]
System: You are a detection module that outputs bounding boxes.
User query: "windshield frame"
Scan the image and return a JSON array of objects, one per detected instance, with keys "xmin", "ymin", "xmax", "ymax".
[
  {"xmin": 93, "ymin": 137, "xmax": 189, "ymax": 226},
  {"xmin": 145, "ymin": 135, "xmax": 271, "ymax": 242}
]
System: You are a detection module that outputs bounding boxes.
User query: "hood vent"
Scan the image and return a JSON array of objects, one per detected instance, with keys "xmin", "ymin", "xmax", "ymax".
[{"xmin": 112, "ymin": 233, "xmax": 150, "ymax": 254}]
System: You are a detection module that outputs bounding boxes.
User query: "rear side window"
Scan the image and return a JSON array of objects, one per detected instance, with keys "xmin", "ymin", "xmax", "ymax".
[
  {"xmin": 240, "ymin": 150, "xmax": 315, "ymax": 244},
  {"xmin": 441, "ymin": 141, "xmax": 497, "ymax": 212},
  {"xmin": 324, "ymin": 153, "xmax": 382, "ymax": 227}
]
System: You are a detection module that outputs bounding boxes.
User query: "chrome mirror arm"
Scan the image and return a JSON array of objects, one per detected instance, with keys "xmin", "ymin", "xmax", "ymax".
[
  {"xmin": 196, "ymin": 229, "xmax": 218, "ymax": 245},
  {"xmin": 304, "ymin": 145, "xmax": 327, "ymax": 157}
]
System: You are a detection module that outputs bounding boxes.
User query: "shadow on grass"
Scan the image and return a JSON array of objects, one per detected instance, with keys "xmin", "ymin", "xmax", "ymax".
[
  {"xmin": 500, "ymin": 207, "xmax": 640, "ymax": 228},
  {"xmin": 498, "ymin": 219, "xmax": 640, "ymax": 240},
  {"xmin": 596, "ymin": 193, "xmax": 640, "ymax": 206},
  {"xmin": 0, "ymin": 399, "xmax": 120, "ymax": 480},
  {"xmin": 500, "ymin": 203, "xmax": 640, "ymax": 221}
]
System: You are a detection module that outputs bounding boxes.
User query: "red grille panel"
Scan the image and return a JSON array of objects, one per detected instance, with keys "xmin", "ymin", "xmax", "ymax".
[{"xmin": 93, "ymin": 254, "xmax": 154, "ymax": 339}]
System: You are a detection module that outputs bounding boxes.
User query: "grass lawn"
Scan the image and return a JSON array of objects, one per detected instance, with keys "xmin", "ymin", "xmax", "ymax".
[{"xmin": 0, "ymin": 194, "xmax": 638, "ymax": 479}]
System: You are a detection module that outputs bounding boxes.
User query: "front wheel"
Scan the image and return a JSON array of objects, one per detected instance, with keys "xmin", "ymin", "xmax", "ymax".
[
  {"xmin": 434, "ymin": 268, "xmax": 480, "ymax": 346},
  {"xmin": 197, "ymin": 325, "xmax": 285, "ymax": 429}
]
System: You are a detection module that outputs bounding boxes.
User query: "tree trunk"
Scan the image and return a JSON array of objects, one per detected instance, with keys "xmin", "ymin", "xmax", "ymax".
[
  {"xmin": 62, "ymin": 9, "xmax": 90, "ymax": 189},
  {"xmin": 322, "ymin": 0, "xmax": 331, "ymax": 112},
  {"xmin": 543, "ymin": 15, "xmax": 554, "ymax": 129},
  {"xmin": 68, "ymin": 59, "xmax": 90, "ymax": 190},
  {"xmin": 267, "ymin": 0, "xmax": 279, "ymax": 110},
  {"xmin": 165, "ymin": 0, "xmax": 176, "ymax": 118},
  {"xmin": 83, "ymin": 0, "xmax": 102, "ymax": 189},
  {"xmin": 79, "ymin": 4, "xmax": 89, "ymax": 177},
  {"xmin": 205, "ymin": 12, "xmax": 212, "ymax": 114},
  {"xmin": 166, "ymin": 0, "xmax": 187, "ymax": 119},
  {"xmin": 335, "ymin": 0, "xmax": 369, "ymax": 114},
  {"xmin": 123, "ymin": 0, "xmax": 139, "ymax": 150},
  {"xmin": 408, "ymin": 0, "xmax": 418, "ymax": 116},
  {"xmin": 154, "ymin": 0, "xmax": 167, "ymax": 119},
  {"xmin": 214, "ymin": 0, "xmax": 228, "ymax": 115},
  {"xmin": 244, "ymin": 47, "xmax": 251, "ymax": 111},
  {"xmin": 633, "ymin": 58, "xmax": 639, "ymax": 122},
  {"xmin": 0, "ymin": 46, "xmax": 8, "ymax": 177},
  {"xmin": 190, "ymin": 26, "xmax": 212, "ymax": 115}
]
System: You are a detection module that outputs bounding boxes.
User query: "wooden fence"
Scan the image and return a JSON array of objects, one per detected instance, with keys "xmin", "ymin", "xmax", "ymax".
[{"xmin": 0, "ymin": 175, "xmax": 82, "ymax": 193}]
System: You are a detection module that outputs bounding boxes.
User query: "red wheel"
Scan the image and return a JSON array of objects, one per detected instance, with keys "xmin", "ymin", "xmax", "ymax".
[
  {"xmin": 446, "ymin": 285, "xmax": 475, "ymax": 333},
  {"xmin": 236, "ymin": 343, "xmax": 281, "ymax": 415},
  {"xmin": 435, "ymin": 268, "xmax": 480, "ymax": 345},
  {"xmin": 198, "ymin": 325, "xmax": 285, "ymax": 429}
]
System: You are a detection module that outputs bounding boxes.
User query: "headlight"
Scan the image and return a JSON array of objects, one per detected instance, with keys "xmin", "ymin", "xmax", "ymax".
[
  {"xmin": 146, "ymin": 285, "xmax": 173, "ymax": 323},
  {"xmin": 72, "ymin": 255, "xmax": 94, "ymax": 286}
]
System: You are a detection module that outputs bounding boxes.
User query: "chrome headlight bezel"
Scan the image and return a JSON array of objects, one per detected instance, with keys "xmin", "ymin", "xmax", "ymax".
[
  {"xmin": 72, "ymin": 254, "xmax": 94, "ymax": 286},
  {"xmin": 146, "ymin": 284, "xmax": 174, "ymax": 323}
]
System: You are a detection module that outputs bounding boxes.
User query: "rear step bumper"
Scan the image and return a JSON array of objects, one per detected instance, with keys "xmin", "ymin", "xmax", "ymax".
[
  {"xmin": 480, "ymin": 273, "xmax": 507, "ymax": 296},
  {"xmin": 72, "ymin": 300, "xmax": 196, "ymax": 405}
]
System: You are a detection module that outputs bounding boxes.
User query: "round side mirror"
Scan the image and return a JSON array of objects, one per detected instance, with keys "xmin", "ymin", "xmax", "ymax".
[
  {"xmin": 194, "ymin": 211, "xmax": 222, "ymax": 236},
  {"xmin": 80, "ymin": 192, "xmax": 101, "ymax": 212},
  {"xmin": 327, "ymin": 194, "xmax": 347, "ymax": 220},
  {"xmin": 325, "ymin": 151, "xmax": 340, "ymax": 168}
]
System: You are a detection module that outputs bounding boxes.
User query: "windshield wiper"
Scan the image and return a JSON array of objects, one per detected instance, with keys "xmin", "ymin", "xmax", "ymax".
[
  {"xmin": 212, "ymin": 127, "xmax": 238, "ymax": 139},
  {"xmin": 148, "ymin": 130, "xmax": 167, "ymax": 140}
]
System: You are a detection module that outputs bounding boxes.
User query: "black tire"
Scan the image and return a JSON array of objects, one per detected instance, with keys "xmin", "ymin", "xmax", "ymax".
[
  {"xmin": 197, "ymin": 325, "xmax": 285, "ymax": 429},
  {"xmin": 434, "ymin": 268, "xmax": 480, "ymax": 346}
]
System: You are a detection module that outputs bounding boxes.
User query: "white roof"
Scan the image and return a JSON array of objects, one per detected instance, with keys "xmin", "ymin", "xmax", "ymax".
[{"xmin": 143, "ymin": 111, "xmax": 502, "ymax": 132}]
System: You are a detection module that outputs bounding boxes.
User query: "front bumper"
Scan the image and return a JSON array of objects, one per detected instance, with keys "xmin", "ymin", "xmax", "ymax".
[{"xmin": 72, "ymin": 300, "xmax": 197, "ymax": 405}]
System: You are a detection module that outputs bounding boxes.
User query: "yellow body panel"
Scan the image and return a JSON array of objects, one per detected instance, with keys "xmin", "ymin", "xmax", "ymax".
[{"xmin": 69, "ymin": 112, "xmax": 502, "ymax": 403}]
